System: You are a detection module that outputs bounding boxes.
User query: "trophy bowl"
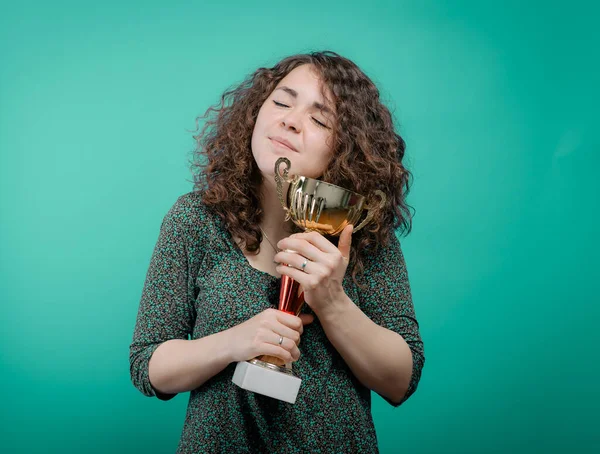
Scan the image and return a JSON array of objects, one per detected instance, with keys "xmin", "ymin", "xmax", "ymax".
[
  {"xmin": 274, "ymin": 157, "xmax": 386, "ymax": 237},
  {"xmin": 232, "ymin": 157, "xmax": 386, "ymax": 404}
]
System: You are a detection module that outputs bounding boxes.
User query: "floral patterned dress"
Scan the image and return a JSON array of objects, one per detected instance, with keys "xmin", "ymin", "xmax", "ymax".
[{"xmin": 129, "ymin": 191, "xmax": 425, "ymax": 453}]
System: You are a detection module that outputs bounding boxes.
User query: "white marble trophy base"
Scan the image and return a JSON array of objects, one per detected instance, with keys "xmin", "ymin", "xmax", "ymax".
[{"xmin": 232, "ymin": 359, "xmax": 301, "ymax": 404}]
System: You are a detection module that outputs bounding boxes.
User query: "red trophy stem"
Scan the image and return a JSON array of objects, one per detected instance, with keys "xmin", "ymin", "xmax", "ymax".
[
  {"xmin": 278, "ymin": 274, "xmax": 305, "ymax": 316},
  {"xmin": 256, "ymin": 273, "xmax": 305, "ymax": 368}
]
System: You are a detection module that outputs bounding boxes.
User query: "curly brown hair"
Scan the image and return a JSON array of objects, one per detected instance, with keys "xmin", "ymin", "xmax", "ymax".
[{"xmin": 190, "ymin": 51, "xmax": 413, "ymax": 284}]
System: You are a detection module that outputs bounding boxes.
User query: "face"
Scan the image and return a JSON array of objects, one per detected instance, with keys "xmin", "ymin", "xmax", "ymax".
[{"xmin": 251, "ymin": 64, "xmax": 335, "ymax": 180}]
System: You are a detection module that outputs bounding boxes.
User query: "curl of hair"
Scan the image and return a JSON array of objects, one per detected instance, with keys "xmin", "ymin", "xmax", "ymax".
[{"xmin": 190, "ymin": 51, "xmax": 413, "ymax": 286}]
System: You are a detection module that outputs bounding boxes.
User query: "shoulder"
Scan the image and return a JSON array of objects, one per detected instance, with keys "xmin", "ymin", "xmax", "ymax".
[
  {"xmin": 362, "ymin": 231, "xmax": 404, "ymax": 268},
  {"xmin": 167, "ymin": 191, "xmax": 213, "ymax": 220},
  {"xmin": 161, "ymin": 191, "xmax": 220, "ymax": 237}
]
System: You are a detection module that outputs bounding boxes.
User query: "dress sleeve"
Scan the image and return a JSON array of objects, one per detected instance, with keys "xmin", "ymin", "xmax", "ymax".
[
  {"xmin": 357, "ymin": 233, "xmax": 425, "ymax": 407},
  {"xmin": 129, "ymin": 196, "xmax": 198, "ymax": 400}
]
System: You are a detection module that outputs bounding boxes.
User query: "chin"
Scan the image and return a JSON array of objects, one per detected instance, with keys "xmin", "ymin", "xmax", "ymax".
[{"xmin": 253, "ymin": 153, "xmax": 278, "ymax": 177}]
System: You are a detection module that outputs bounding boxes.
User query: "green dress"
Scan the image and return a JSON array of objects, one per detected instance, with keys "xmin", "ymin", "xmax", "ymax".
[{"xmin": 129, "ymin": 191, "xmax": 425, "ymax": 453}]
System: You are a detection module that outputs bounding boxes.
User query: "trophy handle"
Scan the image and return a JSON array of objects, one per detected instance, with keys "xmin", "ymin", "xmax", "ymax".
[
  {"xmin": 274, "ymin": 157, "xmax": 292, "ymax": 221},
  {"xmin": 352, "ymin": 190, "xmax": 387, "ymax": 233}
]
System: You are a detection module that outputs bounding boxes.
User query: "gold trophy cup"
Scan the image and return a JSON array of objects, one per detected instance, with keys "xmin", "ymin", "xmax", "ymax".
[{"xmin": 232, "ymin": 157, "xmax": 386, "ymax": 403}]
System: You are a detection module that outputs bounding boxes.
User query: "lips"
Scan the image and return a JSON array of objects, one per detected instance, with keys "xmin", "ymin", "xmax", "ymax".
[{"xmin": 269, "ymin": 136, "xmax": 298, "ymax": 152}]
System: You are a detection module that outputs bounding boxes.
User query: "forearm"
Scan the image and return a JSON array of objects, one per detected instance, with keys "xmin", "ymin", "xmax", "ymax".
[
  {"xmin": 148, "ymin": 329, "xmax": 233, "ymax": 395},
  {"xmin": 317, "ymin": 295, "xmax": 414, "ymax": 404}
]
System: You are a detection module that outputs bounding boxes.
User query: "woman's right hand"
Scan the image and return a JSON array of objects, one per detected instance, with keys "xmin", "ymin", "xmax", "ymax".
[{"xmin": 226, "ymin": 308, "xmax": 314, "ymax": 364}]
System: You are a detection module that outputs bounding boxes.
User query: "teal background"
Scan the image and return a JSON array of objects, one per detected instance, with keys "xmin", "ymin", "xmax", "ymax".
[{"xmin": 1, "ymin": 0, "xmax": 598, "ymax": 452}]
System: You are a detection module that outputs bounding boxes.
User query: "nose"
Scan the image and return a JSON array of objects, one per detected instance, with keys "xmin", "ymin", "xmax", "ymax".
[{"xmin": 281, "ymin": 109, "xmax": 302, "ymax": 132}]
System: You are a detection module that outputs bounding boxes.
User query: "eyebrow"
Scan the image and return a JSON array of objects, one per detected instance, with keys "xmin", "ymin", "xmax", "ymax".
[{"xmin": 275, "ymin": 86, "xmax": 334, "ymax": 115}]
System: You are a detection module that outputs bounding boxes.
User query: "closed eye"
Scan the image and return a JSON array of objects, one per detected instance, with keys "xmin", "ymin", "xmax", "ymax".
[
  {"xmin": 312, "ymin": 117, "xmax": 329, "ymax": 129},
  {"xmin": 274, "ymin": 100, "xmax": 330, "ymax": 129}
]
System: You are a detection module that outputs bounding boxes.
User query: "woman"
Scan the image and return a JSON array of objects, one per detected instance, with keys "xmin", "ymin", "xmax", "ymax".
[{"xmin": 130, "ymin": 51, "xmax": 425, "ymax": 453}]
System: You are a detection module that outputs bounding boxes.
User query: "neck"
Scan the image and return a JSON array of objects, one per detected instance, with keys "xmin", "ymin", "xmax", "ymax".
[{"xmin": 259, "ymin": 176, "xmax": 292, "ymax": 238}]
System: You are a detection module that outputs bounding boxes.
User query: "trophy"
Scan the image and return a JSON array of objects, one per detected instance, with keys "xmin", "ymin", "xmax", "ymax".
[{"xmin": 232, "ymin": 157, "xmax": 385, "ymax": 403}]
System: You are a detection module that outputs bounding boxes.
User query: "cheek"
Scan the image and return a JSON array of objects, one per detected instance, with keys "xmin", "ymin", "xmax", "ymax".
[
  {"xmin": 305, "ymin": 126, "xmax": 328, "ymax": 147},
  {"xmin": 302, "ymin": 131, "xmax": 334, "ymax": 176},
  {"xmin": 253, "ymin": 107, "xmax": 267, "ymax": 133},
  {"xmin": 254, "ymin": 100, "xmax": 276, "ymax": 130},
  {"xmin": 313, "ymin": 130, "xmax": 334, "ymax": 158},
  {"xmin": 251, "ymin": 107, "xmax": 268, "ymax": 149}
]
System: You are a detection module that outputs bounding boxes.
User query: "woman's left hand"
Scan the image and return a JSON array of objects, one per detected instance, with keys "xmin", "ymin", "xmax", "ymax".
[{"xmin": 275, "ymin": 225, "xmax": 353, "ymax": 316}]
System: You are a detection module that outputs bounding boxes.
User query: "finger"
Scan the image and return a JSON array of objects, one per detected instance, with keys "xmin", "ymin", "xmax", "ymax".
[
  {"xmin": 271, "ymin": 325, "xmax": 301, "ymax": 344},
  {"xmin": 274, "ymin": 311, "xmax": 303, "ymax": 331},
  {"xmin": 280, "ymin": 231, "xmax": 339, "ymax": 255},
  {"xmin": 271, "ymin": 333, "xmax": 297, "ymax": 352},
  {"xmin": 290, "ymin": 344, "xmax": 300, "ymax": 361},
  {"xmin": 274, "ymin": 251, "xmax": 328, "ymax": 275},
  {"xmin": 299, "ymin": 313, "xmax": 314, "ymax": 326},
  {"xmin": 338, "ymin": 224, "xmax": 353, "ymax": 260},
  {"xmin": 276, "ymin": 238, "xmax": 324, "ymax": 262},
  {"xmin": 276, "ymin": 264, "xmax": 313, "ymax": 288},
  {"xmin": 260, "ymin": 344, "xmax": 293, "ymax": 363}
]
